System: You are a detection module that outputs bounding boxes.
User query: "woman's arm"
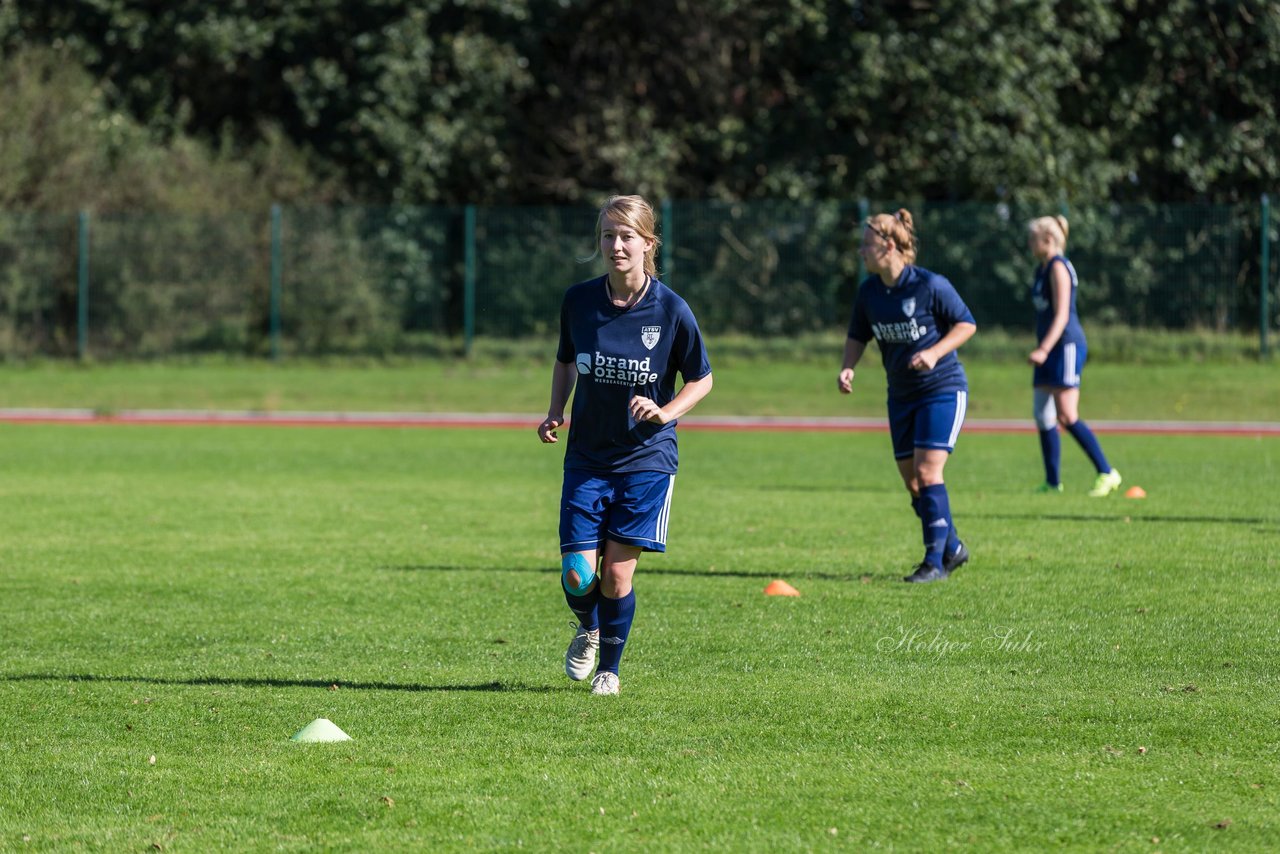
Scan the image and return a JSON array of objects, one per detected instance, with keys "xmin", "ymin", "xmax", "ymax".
[
  {"xmin": 537, "ymin": 360, "xmax": 578, "ymax": 443},
  {"xmin": 909, "ymin": 322, "xmax": 977, "ymax": 371},
  {"xmin": 629, "ymin": 372, "xmax": 714, "ymax": 425},
  {"xmin": 837, "ymin": 337, "xmax": 867, "ymax": 393},
  {"xmin": 1030, "ymin": 261, "xmax": 1072, "ymax": 365}
]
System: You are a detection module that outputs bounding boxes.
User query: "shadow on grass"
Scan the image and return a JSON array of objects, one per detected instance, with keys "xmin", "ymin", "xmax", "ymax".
[
  {"xmin": 381, "ymin": 564, "xmax": 866, "ymax": 582},
  {"xmin": 975, "ymin": 512, "xmax": 1274, "ymax": 526},
  {"xmin": 0, "ymin": 673, "xmax": 557, "ymax": 693}
]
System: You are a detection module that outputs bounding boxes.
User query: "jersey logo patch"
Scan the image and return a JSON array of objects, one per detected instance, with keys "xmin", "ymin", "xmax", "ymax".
[
  {"xmin": 641, "ymin": 326, "xmax": 661, "ymax": 350},
  {"xmin": 901, "ymin": 298, "xmax": 916, "ymax": 317}
]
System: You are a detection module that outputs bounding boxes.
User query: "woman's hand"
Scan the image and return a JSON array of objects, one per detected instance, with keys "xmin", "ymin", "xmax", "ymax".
[
  {"xmin": 837, "ymin": 368, "xmax": 855, "ymax": 394},
  {"xmin": 629, "ymin": 395, "xmax": 670, "ymax": 425},
  {"xmin": 908, "ymin": 348, "xmax": 938, "ymax": 371},
  {"xmin": 537, "ymin": 415, "xmax": 564, "ymax": 443},
  {"xmin": 1028, "ymin": 348, "xmax": 1048, "ymax": 366}
]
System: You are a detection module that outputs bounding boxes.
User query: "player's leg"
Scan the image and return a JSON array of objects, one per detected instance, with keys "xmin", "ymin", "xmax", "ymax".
[
  {"xmin": 1053, "ymin": 385, "xmax": 1081, "ymax": 423},
  {"xmin": 909, "ymin": 448, "xmax": 954, "ymax": 575},
  {"xmin": 926, "ymin": 390, "xmax": 967, "ymax": 570},
  {"xmin": 590, "ymin": 471, "xmax": 674, "ymax": 695},
  {"xmin": 1053, "ymin": 386, "xmax": 1121, "ymax": 495},
  {"xmin": 895, "ymin": 454, "xmax": 936, "ymax": 578},
  {"xmin": 561, "ymin": 549, "xmax": 601, "ymax": 681},
  {"xmin": 1050, "ymin": 344, "xmax": 1121, "ymax": 495},
  {"xmin": 558, "ymin": 471, "xmax": 608, "ymax": 680},
  {"xmin": 903, "ymin": 392, "xmax": 967, "ymax": 583},
  {"xmin": 888, "ymin": 397, "xmax": 926, "ymax": 558},
  {"xmin": 590, "ymin": 539, "xmax": 641, "ymax": 695},
  {"xmin": 891, "ymin": 400, "xmax": 949, "ymax": 580},
  {"xmin": 1033, "ymin": 386, "xmax": 1064, "ymax": 492}
]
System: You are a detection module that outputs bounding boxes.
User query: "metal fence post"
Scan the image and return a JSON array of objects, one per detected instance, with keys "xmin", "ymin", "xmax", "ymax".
[
  {"xmin": 270, "ymin": 203, "xmax": 283, "ymax": 361},
  {"xmin": 1262, "ymin": 193, "xmax": 1271, "ymax": 358},
  {"xmin": 661, "ymin": 198, "xmax": 674, "ymax": 280},
  {"xmin": 464, "ymin": 204, "xmax": 476, "ymax": 356},
  {"xmin": 77, "ymin": 210, "xmax": 90, "ymax": 360}
]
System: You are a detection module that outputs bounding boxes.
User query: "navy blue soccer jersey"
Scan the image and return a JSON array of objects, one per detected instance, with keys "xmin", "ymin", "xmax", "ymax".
[
  {"xmin": 556, "ymin": 275, "xmax": 711, "ymax": 474},
  {"xmin": 1031, "ymin": 255, "xmax": 1085, "ymax": 346},
  {"xmin": 848, "ymin": 265, "xmax": 976, "ymax": 401}
]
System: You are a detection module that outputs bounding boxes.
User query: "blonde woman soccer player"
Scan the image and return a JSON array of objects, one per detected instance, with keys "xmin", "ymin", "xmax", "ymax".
[
  {"xmin": 1027, "ymin": 215, "xmax": 1121, "ymax": 497},
  {"xmin": 839, "ymin": 209, "xmax": 977, "ymax": 583},
  {"xmin": 537, "ymin": 195, "xmax": 713, "ymax": 695}
]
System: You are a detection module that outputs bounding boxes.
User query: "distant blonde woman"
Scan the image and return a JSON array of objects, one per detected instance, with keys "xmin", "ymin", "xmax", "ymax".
[
  {"xmin": 839, "ymin": 209, "xmax": 977, "ymax": 583},
  {"xmin": 1027, "ymin": 215, "xmax": 1121, "ymax": 497}
]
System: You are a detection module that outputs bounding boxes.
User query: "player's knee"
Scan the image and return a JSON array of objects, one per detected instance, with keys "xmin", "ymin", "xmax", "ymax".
[
  {"xmin": 1033, "ymin": 389, "xmax": 1057, "ymax": 431},
  {"xmin": 561, "ymin": 552, "xmax": 596, "ymax": 596}
]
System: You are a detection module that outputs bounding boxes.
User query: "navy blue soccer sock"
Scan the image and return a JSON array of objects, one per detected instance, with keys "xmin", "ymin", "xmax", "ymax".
[
  {"xmin": 563, "ymin": 586, "xmax": 600, "ymax": 633},
  {"xmin": 1065, "ymin": 420, "xmax": 1111, "ymax": 474},
  {"xmin": 915, "ymin": 490, "xmax": 960, "ymax": 557},
  {"xmin": 1038, "ymin": 427, "xmax": 1062, "ymax": 485},
  {"xmin": 595, "ymin": 589, "xmax": 636, "ymax": 675},
  {"xmin": 917, "ymin": 483, "xmax": 953, "ymax": 569}
]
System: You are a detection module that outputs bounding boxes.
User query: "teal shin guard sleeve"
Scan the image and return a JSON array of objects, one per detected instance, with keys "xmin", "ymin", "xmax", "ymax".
[{"xmin": 561, "ymin": 552, "xmax": 596, "ymax": 596}]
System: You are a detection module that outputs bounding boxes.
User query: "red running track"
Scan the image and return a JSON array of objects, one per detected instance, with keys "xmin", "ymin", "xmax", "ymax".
[{"xmin": 1, "ymin": 408, "xmax": 1277, "ymax": 437}]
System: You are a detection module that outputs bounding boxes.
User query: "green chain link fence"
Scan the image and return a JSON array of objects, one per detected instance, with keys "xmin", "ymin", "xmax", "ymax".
[{"xmin": 0, "ymin": 199, "xmax": 1274, "ymax": 359}]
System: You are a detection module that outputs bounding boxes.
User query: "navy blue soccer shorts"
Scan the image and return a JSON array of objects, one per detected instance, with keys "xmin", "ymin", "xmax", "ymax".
[
  {"xmin": 887, "ymin": 390, "xmax": 968, "ymax": 460},
  {"xmin": 1033, "ymin": 339, "xmax": 1086, "ymax": 388},
  {"xmin": 559, "ymin": 469, "xmax": 675, "ymax": 554}
]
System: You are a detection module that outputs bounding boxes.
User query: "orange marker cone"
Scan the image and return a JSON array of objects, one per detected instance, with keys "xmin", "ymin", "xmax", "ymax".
[
  {"xmin": 764, "ymin": 579, "xmax": 800, "ymax": 597},
  {"xmin": 1125, "ymin": 485, "xmax": 1147, "ymax": 499}
]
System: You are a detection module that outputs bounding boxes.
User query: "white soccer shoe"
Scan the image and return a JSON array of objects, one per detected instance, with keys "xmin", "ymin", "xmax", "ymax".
[
  {"xmin": 565, "ymin": 623, "xmax": 599, "ymax": 681},
  {"xmin": 590, "ymin": 671, "xmax": 620, "ymax": 696}
]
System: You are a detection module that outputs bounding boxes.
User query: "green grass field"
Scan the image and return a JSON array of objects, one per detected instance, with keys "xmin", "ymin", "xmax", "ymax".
[
  {"xmin": 1, "ymin": 395, "xmax": 1277, "ymax": 849},
  {"xmin": 0, "ymin": 351, "xmax": 1276, "ymax": 422}
]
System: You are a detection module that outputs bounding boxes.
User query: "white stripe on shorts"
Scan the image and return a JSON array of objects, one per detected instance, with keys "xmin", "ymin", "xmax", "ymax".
[
  {"xmin": 655, "ymin": 475, "xmax": 675, "ymax": 545},
  {"xmin": 1062, "ymin": 342, "xmax": 1080, "ymax": 385},
  {"xmin": 947, "ymin": 390, "xmax": 967, "ymax": 448}
]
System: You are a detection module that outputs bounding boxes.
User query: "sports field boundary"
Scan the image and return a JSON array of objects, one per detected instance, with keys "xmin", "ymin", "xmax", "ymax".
[{"xmin": 1, "ymin": 408, "xmax": 1277, "ymax": 436}]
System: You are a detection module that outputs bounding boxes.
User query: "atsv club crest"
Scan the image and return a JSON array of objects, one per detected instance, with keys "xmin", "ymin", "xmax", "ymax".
[
  {"xmin": 641, "ymin": 326, "xmax": 661, "ymax": 350},
  {"xmin": 901, "ymin": 298, "xmax": 916, "ymax": 317}
]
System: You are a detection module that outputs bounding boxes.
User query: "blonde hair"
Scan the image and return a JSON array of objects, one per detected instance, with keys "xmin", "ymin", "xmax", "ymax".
[
  {"xmin": 865, "ymin": 208, "xmax": 918, "ymax": 265},
  {"xmin": 1029, "ymin": 215, "xmax": 1069, "ymax": 251},
  {"xmin": 591, "ymin": 194, "xmax": 661, "ymax": 277}
]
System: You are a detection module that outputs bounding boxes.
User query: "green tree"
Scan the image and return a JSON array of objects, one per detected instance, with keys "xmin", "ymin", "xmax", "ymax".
[
  {"xmin": 1066, "ymin": 0, "xmax": 1279, "ymax": 203},
  {"xmin": 5, "ymin": 0, "xmax": 535, "ymax": 203},
  {"xmin": 4, "ymin": 0, "xmax": 1276, "ymax": 205}
]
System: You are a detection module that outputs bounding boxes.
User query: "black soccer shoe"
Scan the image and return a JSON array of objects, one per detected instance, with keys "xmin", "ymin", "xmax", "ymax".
[
  {"xmin": 943, "ymin": 541, "xmax": 970, "ymax": 574},
  {"xmin": 903, "ymin": 562, "xmax": 950, "ymax": 583}
]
